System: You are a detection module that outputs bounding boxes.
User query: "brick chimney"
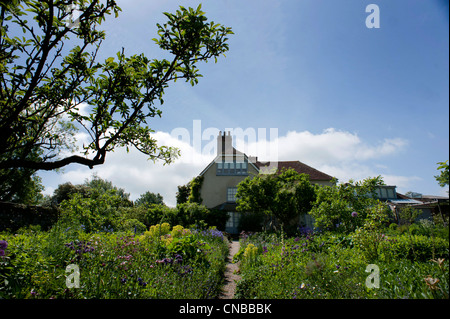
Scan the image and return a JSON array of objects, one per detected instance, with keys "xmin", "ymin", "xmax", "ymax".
[{"xmin": 217, "ymin": 131, "xmax": 233, "ymax": 155}]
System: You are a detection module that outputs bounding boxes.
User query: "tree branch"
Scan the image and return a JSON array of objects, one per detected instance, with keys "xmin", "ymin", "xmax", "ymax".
[{"xmin": 0, "ymin": 153, "xmax": 105, "ymax": 171}]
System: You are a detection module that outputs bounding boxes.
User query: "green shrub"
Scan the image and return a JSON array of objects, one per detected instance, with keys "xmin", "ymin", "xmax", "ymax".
[
  {"xmin": 59, "ymin": 191, "xmax": 124, "ymax": 233},
  {"xmin": 380, "ymin": 233, "xmax": 449, "ymax": 262},
  {"xmin": 389, "ymin": 223, "xmax": 398, "ymax": 231},
  {"xmin": 238, "ymin": 212, "xmax": 265, "ymax": 233},
  {"xmin": 378, "ymin": 259, "xmax": 449, "ymax": 299},
  {"xmin": 176, "ymin": 202, "xmax": 210, "ymax": 228},
  {"xmin": 352, "ymin": 203, "xmax": 391, "ymax": 262},
  {"xmin": 145, "ymin": 204, "xmax": 178, "ymax": 226},
  {"xmin": 415, "ymin": 221, "xmax": 449, "ymax": 240},
  {"xmin": 0, "ymin": 202, "xmax": 59, "ymax": 232},
  {"xmin": 166, "ymin": 235, "xmax": 211, "ymax": 266},
  {"xmin": 115, "ymin": 219, "xmax": 147, "ymax": 234},
  {"xmin": 118, "ymin": 206, "xmax": 150, "ymax": 227},
  {"xmin": 409, "ymin": 223, "xmax": 421, "ymax": 235},
  {"xmin": 436, "ymin": 225, "xmax": 449, "ymax": 240},
  {"xmin": 205, "ymin": 209, "xmax": 228, "ymax": 231},
  {"xmin": 309, "ymin": 176, "xmax": 385, "ymax": 233}
]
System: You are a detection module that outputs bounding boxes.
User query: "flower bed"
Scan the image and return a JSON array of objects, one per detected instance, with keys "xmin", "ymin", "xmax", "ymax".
[
  {"xmin": 0, "ymin": 224, "xmax": 228, "ymax": 299},
  {"xmin": 234, "ymin": 229, "xmax": 449, "ymax": 299}
]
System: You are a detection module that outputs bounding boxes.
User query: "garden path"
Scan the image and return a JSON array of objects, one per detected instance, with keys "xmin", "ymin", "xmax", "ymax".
[{"xmin": 219, "ymin": 239, "xmax": 241, "ymax": 299}]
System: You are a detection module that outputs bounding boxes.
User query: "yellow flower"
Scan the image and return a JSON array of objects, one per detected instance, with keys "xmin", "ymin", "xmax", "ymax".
[
  {"xmin": 171, "ymin": 225, "xmax": 191, "ymax": 238},
  {"xmin": 147, "ymin": 223, "xmax": 171, "ymax": 238},
  {"xmin": 160, "ymin": 223, "xmax": 171, "ymax": 234},
  {"xmin": 160, "ymin": 234, "xmax": 174, "ymax": 246},
  {"xmin": 243, "ymin": 244, "xmax": 258, "ymax": 261}
]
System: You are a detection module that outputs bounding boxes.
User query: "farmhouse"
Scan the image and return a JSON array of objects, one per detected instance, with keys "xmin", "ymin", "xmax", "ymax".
[
  {"xmin": 188, "ymin": 131, "xmax": 449, "ymax": 234},
  {"xmin": 197, "ymin": 131, "xmax": 334, "ymax": 234}
]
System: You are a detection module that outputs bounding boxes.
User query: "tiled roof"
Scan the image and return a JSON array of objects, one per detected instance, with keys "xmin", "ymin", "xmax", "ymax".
[{"xmin": 255, "ymin": 160, "xmax": 334, "ymax": 181}]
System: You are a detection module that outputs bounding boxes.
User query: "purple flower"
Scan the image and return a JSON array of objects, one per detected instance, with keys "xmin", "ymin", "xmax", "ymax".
[
  {"xmin": 174, "ymin": 254, "xmax": 183, "ymax": 264},
  {"xmin": 156, "ymin": 257, "xmax": 173, "ymax": 265},
  {"xmin": 137, "ymin": 277, "xmax": 147, "ymax": 287},
  {"xmin": 0, "ymin": 240, "xmax": 8, "ymax": 257},
  {"xmin": 351, "ymin": 211, "xmax": 358, "ymax": 218},
  {"xmin": 0, "ymin": 240, "xmax": 7, "ymax": 250},
  {"xmin": 298, "ymin": 226, "xmax": 313, "ymax": 236},
  {"xmin": 178, "ymin": 265, "xmax": 193, "ymax": 276}
]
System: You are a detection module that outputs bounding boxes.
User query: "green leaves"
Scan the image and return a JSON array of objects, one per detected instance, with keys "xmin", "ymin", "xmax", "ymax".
[
  {"xmin": 154, "ymin": 4, "xmax": 233, "ymax": 86},
  {"xmin": 309, "ymin": 176, "xmax": 386, "ymax": 233},
  {"xmin": 435, "ymin": 160, "xmax": 449, "ymax": 188},
  {"xmin": 0, "ymin": 1, "xmax": 232, "ymax": 172},
  {"xmin": 236, "ymin": 168, "xmax": 316, "ymax": 233}
]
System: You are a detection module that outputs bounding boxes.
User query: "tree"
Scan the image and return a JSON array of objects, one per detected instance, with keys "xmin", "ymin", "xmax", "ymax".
[
  {"xmin": 83, "ymin": 173, "xmax": 130, "ymax": 203},
  {"xmin": 435, "ymin": 160, "xmax": 449, "ymax": 188},
  {"xmin": 176, "ymin": 175, "xmax": 204, "ymax": 205},
  {"xmin": 50, "ymin": 181, "xmax": 90, "ymax": 205},
  {"xmin": 176, "ymin": 183, "xmax": 190, "ymax": 205},
  {"xmin": 50, "ymin": 173, "xmax": 131, "ymax": 206},
  {"xmin": 0, "ymin": 147, "xmax": 45, "ymax": 203},
  {"xmin": 236, "ymin": 168, "xmax": 316, "ymax": 233},
  {"xmin": 0, "ymin": 1, "xmax": 232, "ymax": 171},
  {"xmin": 135, "ymin": 191, "xmax": 164, "ymax": 207},
  {"xmin": 309, "ymin": 176, "xmax": 385, "ymax": 233},
  {"xmin": 0, "ymin": 167, "xmax": 45, "ymax": 204},
  {"xmin": 176, "ymin": 202, "xmax": 210, "ymax": 228},
  {"xmin": 187, "ymin": 175, "xmax": 203, "ymax": 204}
]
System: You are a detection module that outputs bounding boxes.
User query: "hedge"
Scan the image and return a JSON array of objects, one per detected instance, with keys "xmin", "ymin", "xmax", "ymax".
[{"xmin": 0, "ymin": 202, "xmax": 60, "ymax": 232}]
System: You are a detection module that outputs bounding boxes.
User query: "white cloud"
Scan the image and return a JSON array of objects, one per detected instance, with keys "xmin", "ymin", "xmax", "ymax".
[
  {"xmin": 382, "ymin": 175, "xmax": 422, "ymax": 189},
  {"xmin": 238, "ymin": 128, "xmax": 412, "ymax": 186},
  {"xmin": 242, "ymin": 128, "xmax": 407, "ymax": 161},
  {"xmin": 58, "ymin": 131, "xmax": 214, "ymax": 207},
  {"xmin": 241, "ymin": 128, "xmax": 408, "ymax": 165}
]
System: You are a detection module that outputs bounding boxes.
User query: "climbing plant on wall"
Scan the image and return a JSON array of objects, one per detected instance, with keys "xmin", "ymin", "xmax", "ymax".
[{"xmin": 188, "ymin": 176, "xmax": 204, "ymax": 204}]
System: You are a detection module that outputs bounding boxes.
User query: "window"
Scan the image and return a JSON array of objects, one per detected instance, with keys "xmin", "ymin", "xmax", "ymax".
[
  {"xmin": 373, "ymin": 186, "xmax": 396, "ymax": 199},
  {"xmin": 227, "ymin": 187, "xmax": 238, "ymax": 202},
  {"xmin": 386, "ymin": 188, "xmax": 395, "ymax": 199},
  {"xmin": 217, "ymin": 160, "xmax": 248, "ymax": 176}
]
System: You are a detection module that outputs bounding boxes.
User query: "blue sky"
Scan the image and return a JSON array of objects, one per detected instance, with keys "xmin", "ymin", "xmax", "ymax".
[{"xmin": 37, "ymin": 0, "xmax": 449, "ymax": 206}]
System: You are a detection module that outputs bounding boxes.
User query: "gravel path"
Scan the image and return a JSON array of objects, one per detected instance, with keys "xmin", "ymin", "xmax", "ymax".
[{"xmin": 219, "ymin": 239, "xmax": 241, "ymax": 299}]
